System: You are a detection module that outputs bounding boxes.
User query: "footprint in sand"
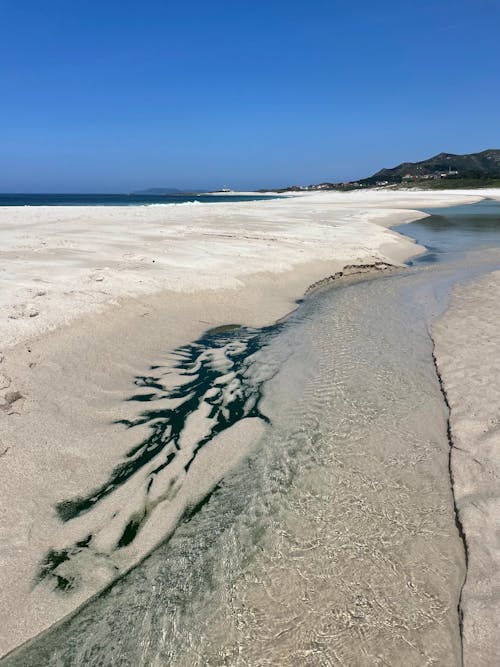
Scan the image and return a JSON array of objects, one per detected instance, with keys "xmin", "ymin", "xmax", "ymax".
[
  {"xmin": 8, "ymin": 304, "xmax": 39, "ymax": 319},
  {"xmin": 0, "ymin": 373, "xmax": 22, "ymax": 413},
  {"xmin": 0, "ymin": 373, "xmax": 11, "ymax": 390},
  {"xmin": 89, "ymin": 269, "xmax": 108, "ymax": 282},
  {"xmin": 0, "ymin": 390, "xmax": 23, "ymax": 412},
  {"xmin": 27, "ymin": 288, "xmax": 47, "ymax": 298}
]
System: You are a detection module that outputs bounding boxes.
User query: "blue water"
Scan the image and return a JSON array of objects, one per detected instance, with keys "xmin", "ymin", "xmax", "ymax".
[
  {"xmin": 394, "ymin": 199, "xmax": 500, "ymax": 265},
  {"xmin": 0, "ymin": 193, "xmax": 281, "ymax": 206}
]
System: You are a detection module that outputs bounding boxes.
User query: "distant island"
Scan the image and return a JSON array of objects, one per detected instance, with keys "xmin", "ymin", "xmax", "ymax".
[
  {"xmin": 132, "ymin": 187, "xmax": 233, "ymax": 195},
  {"xmin": 131, "ymin": 188, "xmax": 188, "ymax": 195},
  {"xmin": 273, "ymin": 149, "xmax": 500, "ymax": 192}
]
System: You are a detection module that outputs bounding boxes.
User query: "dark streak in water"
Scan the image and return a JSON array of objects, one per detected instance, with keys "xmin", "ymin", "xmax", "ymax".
[
  {"xmin": 56, "ymin": 325, "xmax": 278, "ymax": 522},
  {"xmin": 39, "ymin": 322, "xmax": 283, "ymax": 589}
]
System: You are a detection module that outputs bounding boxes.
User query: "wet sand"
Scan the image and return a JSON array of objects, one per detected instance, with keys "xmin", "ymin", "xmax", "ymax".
[
  {"xmin": 1, "ymin": 188, "xmax": 499, "ymax": 659},
  {"xmin": 434, "ymin": 270, "xmax": 500, "ymax": 666}
]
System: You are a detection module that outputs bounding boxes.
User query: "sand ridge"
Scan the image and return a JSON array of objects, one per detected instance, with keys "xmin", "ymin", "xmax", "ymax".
[{"xmin": 433, "ymin": 270, "xmax": 500, "ymax": 666}]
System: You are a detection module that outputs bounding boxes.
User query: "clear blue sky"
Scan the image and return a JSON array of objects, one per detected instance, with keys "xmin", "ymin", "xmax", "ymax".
[{"xmin": 1, "ymin": 0, "xmax": 499, "ymax": 192}]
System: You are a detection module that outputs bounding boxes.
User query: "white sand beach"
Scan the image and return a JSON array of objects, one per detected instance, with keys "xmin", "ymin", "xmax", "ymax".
[
  {"xmin": 2, "ymin": 188, "xmax": 499, "ymax": 352},
  {"xmin": 1, "ymin": 188, "xmax": 499, "ymax": 659}
]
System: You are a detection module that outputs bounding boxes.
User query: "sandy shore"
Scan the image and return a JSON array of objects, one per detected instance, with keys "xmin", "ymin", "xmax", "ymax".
[
  {"xmin": 0, "ymin": 188, "xmax": 499, "ymax": 658},
  {"xmin": 1, "ymin": 188, "xmax": 497, "ymax": 352},
  {"xmin": 433, "ymin": 270, "xmax": 500, "ymax": 666}
]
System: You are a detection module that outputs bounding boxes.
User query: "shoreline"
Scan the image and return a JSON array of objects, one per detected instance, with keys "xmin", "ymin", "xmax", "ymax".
[
  {"xmin": 0, "ymin": 188, "xmax": 492, "ymax": 354},
  {"xmin": 1, "ymin": 188, "xmax": 499, "ymax": 658}
]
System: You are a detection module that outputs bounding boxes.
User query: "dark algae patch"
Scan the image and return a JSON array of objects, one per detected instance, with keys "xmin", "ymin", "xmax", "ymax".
[
  {"xmin": 55, "ymin": 324, "xmax": 278, "ymax": 523},
  {"xmin": 40, "ymin": 321, "xmax": 284, "ymax": 590}
]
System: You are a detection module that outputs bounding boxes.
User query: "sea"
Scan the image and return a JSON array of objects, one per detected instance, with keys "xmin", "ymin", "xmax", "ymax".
[{"xmin": 0, "ymin": 193, "xmax": 279, "ymax": 206}]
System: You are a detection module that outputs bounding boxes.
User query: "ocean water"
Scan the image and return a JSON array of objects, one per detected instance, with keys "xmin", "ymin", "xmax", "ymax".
[
  {"xmin": 0, "ymin": 193, "xmax": 281, "ymax": 206},
  {"xmin": 395, "ymin": 199, "xmax": 500, "ymax": 264},
  {"xmin": 4, "ymin": 201, "xmax": 500, "ymax": 666}
]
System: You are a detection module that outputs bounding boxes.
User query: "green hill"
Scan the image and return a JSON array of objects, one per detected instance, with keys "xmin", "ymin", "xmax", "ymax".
[{"xmin": 363, "ymin": 149, "xmax": 500, "ymax": 185}]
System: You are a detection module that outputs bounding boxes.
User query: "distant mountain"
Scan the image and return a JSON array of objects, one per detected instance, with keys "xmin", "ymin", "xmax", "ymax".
[
  {"xmin": 363, "ymin": 149, "xmax": 500, "ymax": 185},
  {"xmin": 276, "ymin": 149, "xmax": 500, "ymax": 192},
  {"xmin": 131, "ymin": 187, "xmax": 186, "ymax": 195}
]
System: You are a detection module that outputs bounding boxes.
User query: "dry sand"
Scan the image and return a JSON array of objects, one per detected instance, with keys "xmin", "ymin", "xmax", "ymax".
[
  {"xmin": 1, "ymin": 188, "xmax": 496, "ymax": 351},
  {"xmin": 0, "ymin": 188, "xmax": 499, "ymax": 658},
  {"xmin": 433, "ymin": 269, "xmax": 500, "ymax": 666}
]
